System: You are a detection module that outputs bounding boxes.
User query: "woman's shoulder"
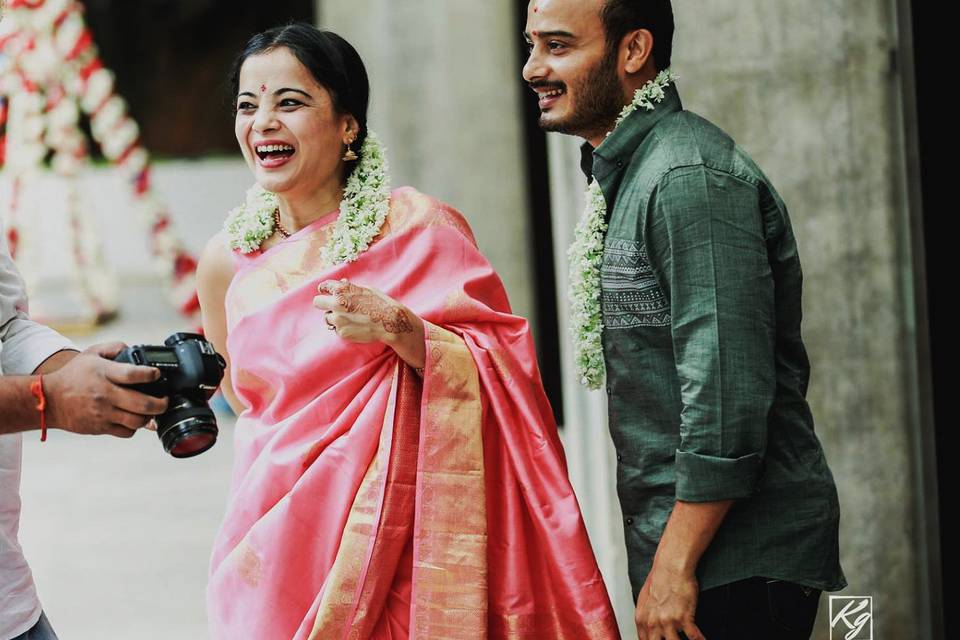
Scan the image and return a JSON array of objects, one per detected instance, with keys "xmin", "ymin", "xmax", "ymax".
[
  {"xmin": 198, "ymin": 230, "xmax": 242, "ymax": 290},
  {"xmin": 385, "ymin": 186, "xmax": 477, "ymax": 246}
]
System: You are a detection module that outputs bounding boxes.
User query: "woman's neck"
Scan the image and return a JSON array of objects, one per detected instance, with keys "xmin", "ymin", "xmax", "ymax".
[{"xmin": 276, "ymin": 182, "xmax": 343, "ymax": 232}]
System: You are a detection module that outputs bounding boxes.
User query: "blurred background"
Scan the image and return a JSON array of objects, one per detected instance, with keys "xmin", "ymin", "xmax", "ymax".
[{"xmin": 1, "ymin": 0, "xmax": 947, "ymax": 638}]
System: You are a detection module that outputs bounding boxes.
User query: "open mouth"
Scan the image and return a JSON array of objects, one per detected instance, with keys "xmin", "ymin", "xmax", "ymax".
[
  {"xmin": 254, "ymin": 143, "xmax": 296, "ymax": 167},
  {"xmin": 534, "ymin": 86, "xmax": 565, "ymax": 110}
]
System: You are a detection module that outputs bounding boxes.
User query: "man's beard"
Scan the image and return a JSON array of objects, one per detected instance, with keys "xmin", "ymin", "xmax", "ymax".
[{"xmin": 539, "ymin": 49, "xmax": 624, "ymax": 140}]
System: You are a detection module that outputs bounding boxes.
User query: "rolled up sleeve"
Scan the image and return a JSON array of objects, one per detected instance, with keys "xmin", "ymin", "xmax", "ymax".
[
  {"xmin": 643, "ymin": 166, "xmax": 777, "ymax": 502},
  {"xmin": 1, "ymin": 228, "xmax": 75, "ymax": 375}
]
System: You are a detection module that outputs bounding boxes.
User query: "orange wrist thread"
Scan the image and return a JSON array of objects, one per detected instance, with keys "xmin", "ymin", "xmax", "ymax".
[{"xmin": 30, "ymin": 374, "xmax": 47, "ymax": 442}]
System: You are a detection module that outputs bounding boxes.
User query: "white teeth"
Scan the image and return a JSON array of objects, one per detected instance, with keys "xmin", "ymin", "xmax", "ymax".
[
  {"xmin": 539, "ymin": 89, "xmax": 563, "ymax": 98},
  {"xmin": 256, "ymin": 144, "xmax": 294, "ymax": 153}
]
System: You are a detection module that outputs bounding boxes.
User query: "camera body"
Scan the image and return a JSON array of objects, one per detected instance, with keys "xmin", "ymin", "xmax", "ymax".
[{"xmin": 113, "ymin": 332, "xmax": 226, "ymax": 458}]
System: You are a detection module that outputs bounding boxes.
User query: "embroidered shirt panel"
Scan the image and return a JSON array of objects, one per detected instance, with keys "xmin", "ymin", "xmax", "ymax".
[{"xmin": 601, "ymin": 238, "xmax": 670, "ymax": 329}]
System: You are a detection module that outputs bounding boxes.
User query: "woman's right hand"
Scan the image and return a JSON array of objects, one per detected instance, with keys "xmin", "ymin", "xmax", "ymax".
[{"xmin": 314, "ymin": 279, "xmax": 426, "ymax": 369}]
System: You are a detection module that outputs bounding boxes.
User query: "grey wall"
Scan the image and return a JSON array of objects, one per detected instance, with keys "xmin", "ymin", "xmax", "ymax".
[{"xmin": 672, "ymin": 1, "xmax": 935, "ymax": 637}]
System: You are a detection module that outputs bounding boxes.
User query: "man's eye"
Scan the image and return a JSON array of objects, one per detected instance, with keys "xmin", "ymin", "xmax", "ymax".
[{"xmin": 548, "ymin": 41, "xmax": 566, "ymax": 51}]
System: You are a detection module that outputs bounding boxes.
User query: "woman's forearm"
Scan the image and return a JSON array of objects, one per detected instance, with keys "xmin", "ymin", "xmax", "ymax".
[{"xmin": 383, "ymin": 310, "xmax": 426, "ymax": 370}]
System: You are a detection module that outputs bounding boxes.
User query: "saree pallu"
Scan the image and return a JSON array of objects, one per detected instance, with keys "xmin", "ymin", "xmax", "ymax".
[{"xmin": 208, "ymin": 187, "xmax": 619, "ymax": 639}]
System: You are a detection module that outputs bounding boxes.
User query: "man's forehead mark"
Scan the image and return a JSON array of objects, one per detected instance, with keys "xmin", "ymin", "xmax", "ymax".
[{"xmin": 532, "ymin": 29, "xmax": 540, "ymax": 36}]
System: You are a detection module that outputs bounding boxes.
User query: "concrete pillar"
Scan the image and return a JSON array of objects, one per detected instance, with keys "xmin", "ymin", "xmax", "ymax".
[{"xmin": 318, "ymin": 0, "xmax": 536, "ymax": 323}]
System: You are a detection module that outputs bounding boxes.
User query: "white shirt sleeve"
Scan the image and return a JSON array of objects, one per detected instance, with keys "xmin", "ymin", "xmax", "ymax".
[{"xmin": 0, "ymin": 223, "xmax": 76, "ymax": 375}]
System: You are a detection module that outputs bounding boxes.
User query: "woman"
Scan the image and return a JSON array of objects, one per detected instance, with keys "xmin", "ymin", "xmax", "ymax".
[{"xmin": 198, "ymin": 23, "xmax": 619, "ymax": 639}]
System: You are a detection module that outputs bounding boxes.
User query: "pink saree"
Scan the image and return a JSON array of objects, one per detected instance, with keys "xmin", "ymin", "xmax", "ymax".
[{"xmin": 208, "ymin": 187, "xmax": 619, "ymax": 639}]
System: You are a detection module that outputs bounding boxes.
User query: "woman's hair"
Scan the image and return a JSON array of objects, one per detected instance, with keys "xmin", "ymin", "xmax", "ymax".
[{"xmin": 229, "ymin": 23, "xmax": 370, "ymax": 157}]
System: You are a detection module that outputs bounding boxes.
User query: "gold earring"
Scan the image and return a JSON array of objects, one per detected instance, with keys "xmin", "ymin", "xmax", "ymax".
[{"xmin": 342, "ymin": 139, "xmax": 358, "ymax": 162}]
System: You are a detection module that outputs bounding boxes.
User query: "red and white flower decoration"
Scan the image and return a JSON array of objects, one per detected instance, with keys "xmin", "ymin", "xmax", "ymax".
[{"xmin": 0, "ymin": 0, "xmax": 199, "ymax": 322}]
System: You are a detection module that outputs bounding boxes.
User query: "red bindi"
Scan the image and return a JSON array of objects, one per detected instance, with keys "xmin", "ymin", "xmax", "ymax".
[{"xmin": 260, "ymin": 84, "xmax": 267, "ymax": 93}]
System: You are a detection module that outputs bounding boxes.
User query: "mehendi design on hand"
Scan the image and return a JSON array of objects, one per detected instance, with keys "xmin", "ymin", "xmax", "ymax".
[{"xmin": 335, "ymin": 283, "xmax": 414, "ymax": 334}]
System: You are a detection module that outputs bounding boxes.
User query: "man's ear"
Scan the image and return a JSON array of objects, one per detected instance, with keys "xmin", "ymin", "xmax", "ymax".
[{"xmin": 623, "ymin": 28, "xmax": 655, "ymax": 74}]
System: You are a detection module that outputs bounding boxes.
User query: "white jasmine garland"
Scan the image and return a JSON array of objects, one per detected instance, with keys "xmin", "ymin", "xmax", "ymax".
[
  {"xmin": 568, "ymin": 179, "xmax": 609, "ymax": 389},
  {"xmin": 568, "ymin": 69, "xmax": 676, "ymax": 389},
  {"xmin": 224, "ymin": 184, "xmax": 278, "ymax": 253},
  {"xmin": 614, "ymin": 69, "xmax": 677, "ymax": 129},
  {"xmin": 321, "ymin": 131, "xmax": 391, "ymax": 266},
  {"xmin": 225, "ymin": 131, "xmax": 391, "ymax": 267}
]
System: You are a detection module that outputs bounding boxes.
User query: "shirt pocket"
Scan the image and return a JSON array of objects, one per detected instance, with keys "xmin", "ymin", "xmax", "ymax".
[{"xmin": 601, "ymin": 237, "xmax": 671, "ymax": 329}]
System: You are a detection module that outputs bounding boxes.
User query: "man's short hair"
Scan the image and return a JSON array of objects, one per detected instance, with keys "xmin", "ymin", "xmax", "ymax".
[{"xmin": 601, "ymin": 0, "xmax": 675, "ymax": 70}]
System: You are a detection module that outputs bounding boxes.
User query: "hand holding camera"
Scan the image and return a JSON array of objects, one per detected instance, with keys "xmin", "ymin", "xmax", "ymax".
[
  {"xmin": 43, "ymin": 342, "xmax": 170, "ymax": 439},
  {"xmin": 111, "ymin": 333, "xmax": 226, "ymax": 458},
  {"xmin": 42, "ymin": 334, "xmax": 226, "ymax": 458}
]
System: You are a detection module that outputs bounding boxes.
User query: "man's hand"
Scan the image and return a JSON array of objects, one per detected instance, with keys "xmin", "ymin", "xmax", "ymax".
[
  {"xmin": 634, "ymin": 499, "xmax": 733, "ymax": 639},
  {"xmin": 43, "ymin": 342, "xmax": 168, "ymax": 438},
  {"xmin": 634, "ymin": 564, "xmax": 704, "ymax": 640}
]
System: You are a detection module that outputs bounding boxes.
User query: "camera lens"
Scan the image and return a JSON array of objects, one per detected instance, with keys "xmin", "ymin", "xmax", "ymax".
[{"xmin": 156, "ymin": 395, "xmax": 219, "ymax": 458}]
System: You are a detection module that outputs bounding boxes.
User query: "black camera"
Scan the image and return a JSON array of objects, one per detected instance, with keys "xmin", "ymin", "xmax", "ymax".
[{"xmin": 113, "ymin": 333, "xmax": 226, "ymax": 458}]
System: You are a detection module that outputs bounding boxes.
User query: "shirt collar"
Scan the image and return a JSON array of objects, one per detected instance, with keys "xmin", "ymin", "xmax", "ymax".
[{"xmin": 580, "ymin": 82, "xmax": 683, "ymax": 183}]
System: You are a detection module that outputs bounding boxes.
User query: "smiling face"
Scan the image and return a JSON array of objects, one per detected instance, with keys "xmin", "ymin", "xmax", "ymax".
[
  {"xmin": 235, "ymin": 47, "xmax": 356, "ymax": 197},
  {"xmin": 522, "ymin": 0, "xmax": 627, "ymax": 142}
]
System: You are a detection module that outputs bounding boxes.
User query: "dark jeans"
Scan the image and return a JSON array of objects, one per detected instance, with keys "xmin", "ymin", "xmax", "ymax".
[
  {"xmin": 688, "ymin": 576, "xmax": 821, "ymax": 640},
  {"xmin": 10, "ymin": 612, "xmax": 58, "ymax": 640}
]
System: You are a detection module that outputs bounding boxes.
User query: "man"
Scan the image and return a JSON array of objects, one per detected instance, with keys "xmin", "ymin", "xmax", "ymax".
[
  {"xmin": 1, "ymin": 225, "xmax": 167, "ymax": 640},
  {"xmin": 523, "ymin": 1, "xmax": 846, "ymax": 639}
]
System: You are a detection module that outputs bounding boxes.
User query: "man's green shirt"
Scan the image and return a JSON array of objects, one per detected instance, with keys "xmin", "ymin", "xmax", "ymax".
[{"xmin": 589, "ymin": 83, "xmax": 846, "ymax": 595}]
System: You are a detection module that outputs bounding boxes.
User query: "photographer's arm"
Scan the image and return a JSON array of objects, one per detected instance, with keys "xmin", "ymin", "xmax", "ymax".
[
  {"xmin": 198, "ymin": 233, "xmax": 244, "ymax": 415},
  {"xmin": 0, "ymin": 224, "xmax": 163, "ymax": 435},
  {"xmin": 0, "ymin": 344, "xmax": 168, "ymax": 437},
  {"xmin": 0, "ymin": 376, "xmax": 50, "ymax": 434},
  {"xmin": 0, "ymin": 349, "xmax": 77, "ymax": 433},
  {"xmin": 33, "ymin": 348, "xmax": 78, "ymax": 374}
]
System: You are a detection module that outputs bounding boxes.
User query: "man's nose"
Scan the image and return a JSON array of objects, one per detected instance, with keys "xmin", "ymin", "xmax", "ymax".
[{"xmin": 522, "ymin": 48, "xmax": 546, "ymax": 84}]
